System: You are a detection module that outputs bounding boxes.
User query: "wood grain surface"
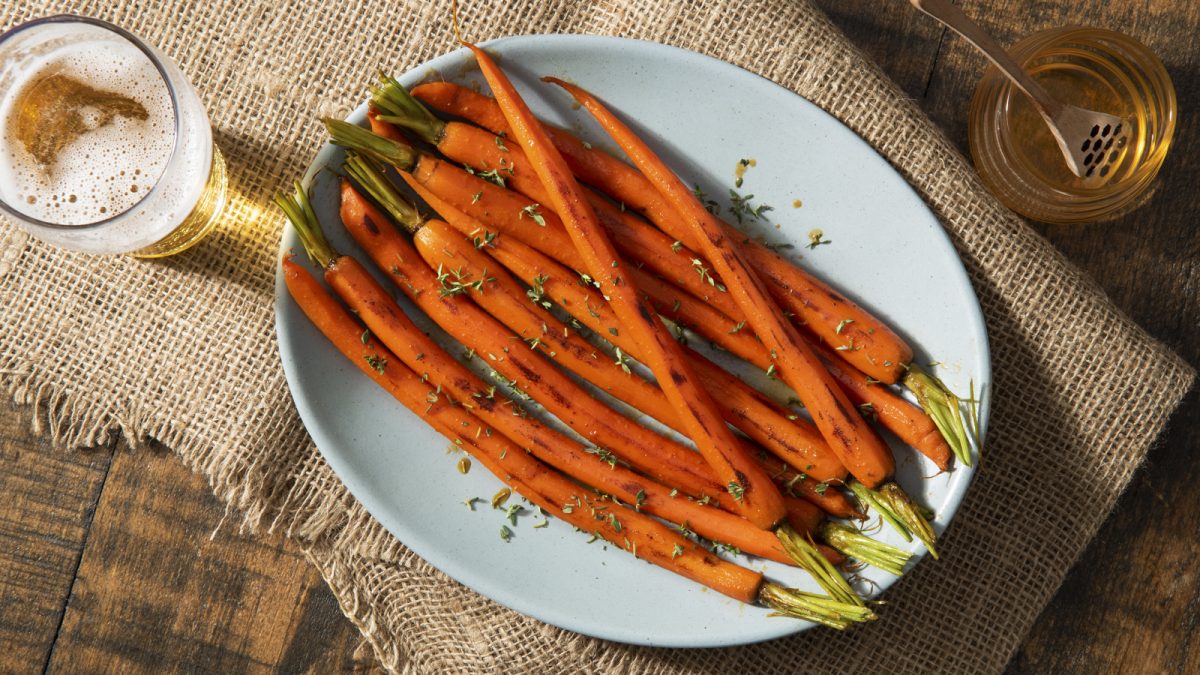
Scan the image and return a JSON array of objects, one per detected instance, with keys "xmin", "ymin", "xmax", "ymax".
[{"xmin": 0, "ymin": 0, "xmax": 1196, "ymax": 671}]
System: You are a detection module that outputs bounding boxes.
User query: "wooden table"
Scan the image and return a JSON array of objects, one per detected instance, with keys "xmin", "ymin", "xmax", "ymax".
[{"xmin": 1, "ymin": 1, "xmax": 1196, "ymax": 671}]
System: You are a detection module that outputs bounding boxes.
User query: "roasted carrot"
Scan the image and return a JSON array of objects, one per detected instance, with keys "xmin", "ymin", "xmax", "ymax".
[
  {"xmin": 814, "ymin": 343, "xmax": 952, "ymax": 471},
  {"xmin": 281, "ymin": 256, "xmax": 767, "ymax": 603},
  {"xmin": 287, "ymin": 251, "xmax": 877, "ymax": 618},
  {"xmin": 550, "ymin": 80, "xmax": 940, "ymax": 555},
  {"xmin": 363, "ymin": 100, "xmax": 951, "ymax": 475},
  {"xmin": 549, "ymin": 79, "xmax": 892, "ymax": 482},
  {"xmin": 412, "ymin": 215, "xmax": 846, "ymax": 483},
  {"xmin": 281, "ymin": 183, "xmax": 881, "ymax": 590},
  {"xmin": 410, "ymin": 81, "xmax": 912, "ymax": 383},
  {"xmin": 335, "ymin": 179, "xmax": 742, "ymax": 510},
  {"xmin": 373, "ymin": 81, "xmax": 742, "ymax": 318},
  {"xmin": 452, "ymin": 36, "xmax": 786, "ymax": 530}
]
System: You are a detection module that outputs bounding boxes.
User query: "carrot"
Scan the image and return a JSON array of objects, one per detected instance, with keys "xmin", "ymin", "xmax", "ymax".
[
  {"xmin": 280, "ymin": 256, "xmax": 765, "ymax": 602},
  {"xmin": 335, "ymin": 179, "xmax": 741, "ymax": 510},
  {"xmin": 452, "ymin": 35, "xmax": 786, "ymax": 530},
  {"xmin": 373, "ymin": 81, "xmax": 742, "ymax": 318},
  {"xmin": 283, "ymin": 182, "xmax": 882, "ymax": 590},
  {"xmin": 814, "ymin": 343, "xmax": 953, "ymax": 471},
  {"xmin": 283, "ymin": 179, "xmax": 897, "ymax": 598},
  {"xmin": 549, "ymin": 80, "xmax": 891, "ymax": 480},
  {"xmin": 410, "ymin": 81, "xmax": 912, "ymax": 384},
  {"xmin": 412, "ymin": 215, "xmax": 847, "ymax": 484},
  {"xmin": 550, "ymin": 80, "xmax": 942, "ymax": 556},
  {"xmin": 366, "ymin": 91, "xmax": 951, "ymax": 472}
]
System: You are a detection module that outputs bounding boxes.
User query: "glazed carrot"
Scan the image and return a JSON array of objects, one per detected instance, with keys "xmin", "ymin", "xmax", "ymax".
[
  {"xmin": 410, "ymin": 81, "xmax": 912, "ymax": 383},
  {"xmin": 549, "ymin": 79, "xmax": 894, "ymax": 488},
  {"xmin": 281, "ymin": 257, "xmax": 765, "ymax": 602},
  {"xmin": 455, "ymin": 37, "xmax": 786, "ymax": 529},
  {"xmin": 287, "ymin": 252, "xmax": 876, "ymax": 619},
  {"xmin": 759, "ymin": 455, "xmax": 862, "ymax": 520},
  {"xmin": 361, "ymin": 104, "xmax": 947, "ymax": 475},
  {"xmin": 413, "ymin": 216, "xmax": 846, "ymax": 483},
  {"xmin": 630, "ymin": 252, "xmax": 951, "ymax": 472},
  {"xmin": 372, "ymin": 83, "xmax": 741, "ymax": 317},
  {"xmin": 813, "ymin": 342, "xmax": 953, "ymax": 471},
  {"xmin": 283, "ymin": 184, "xmax": 872, "ymax": 579},
  {"xmin": 336, "ymin": 179, "xmax": 740, "ymax": 510}
]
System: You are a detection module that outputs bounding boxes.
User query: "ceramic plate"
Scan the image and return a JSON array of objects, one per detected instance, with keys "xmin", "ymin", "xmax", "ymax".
[{"xmin": 275, "ymin": 35, "xmax": 990, "ymax": 648}]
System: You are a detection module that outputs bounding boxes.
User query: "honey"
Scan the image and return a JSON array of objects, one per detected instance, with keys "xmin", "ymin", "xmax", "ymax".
[{"xmin": 969, "ymin": 28, "xmax": 1175, "ymax": 224}]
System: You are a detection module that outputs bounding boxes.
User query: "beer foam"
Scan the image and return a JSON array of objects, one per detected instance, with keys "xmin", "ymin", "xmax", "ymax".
[{"xmin": 0, "ymin": 24, "xmax": 176, "ymax": 225}]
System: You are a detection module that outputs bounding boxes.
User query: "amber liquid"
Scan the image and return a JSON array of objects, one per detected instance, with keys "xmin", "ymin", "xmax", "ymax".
[
  {"xmin": 132, "ymin": 143, "xmax": 227, "ymax": 258},
  {"xmin": 1008, "ymin": 57, "xmax": 1141, "ymax": 191}
]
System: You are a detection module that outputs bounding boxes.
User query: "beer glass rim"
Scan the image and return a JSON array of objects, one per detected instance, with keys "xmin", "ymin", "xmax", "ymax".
[{"xmin": 0, "ymin": 14, "xmax": 182, "ymax": 232}]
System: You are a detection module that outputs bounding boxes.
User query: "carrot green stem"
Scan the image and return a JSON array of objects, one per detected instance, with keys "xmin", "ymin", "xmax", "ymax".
[
  {"xmin": 847, "ymin": 480, "xmax": 909, "ymax": 543},
  {"xmin": 342, "ymin": 153, "xmax": 424, "ymax": 234},
  {"xmin": 758, "ymin": 583, "xmax": 876, "ymax": 629},
  {"xmin": 877, "ymin": 483, "xmax": 938, "ymax": 559},
  {"xmin": 323, "ymin": 118, "xmax": 418, "ymax": 171},
  {"xmin": 819, "ymin": 522, "xmax": 913, "ymax": 576},
  {"xmin": 370, "ymin": 73, "xmax": 446, "ymax": 144},
  {"xmin": 905, "ymin": 365, "xmax": 975, "ymax": 467},
  {"xmin": 274, "ymin": 180, "xmax": 336, "ymax": 268},
  {"xmin": 775, "ymin": 525, "xmax": 863, "ymax": 607}
]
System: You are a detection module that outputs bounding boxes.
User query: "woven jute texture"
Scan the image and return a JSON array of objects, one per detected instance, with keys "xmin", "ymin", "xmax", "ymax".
[{"xmin": 1, "ymin": 0, "xmax": 1194, "ymax": 672}]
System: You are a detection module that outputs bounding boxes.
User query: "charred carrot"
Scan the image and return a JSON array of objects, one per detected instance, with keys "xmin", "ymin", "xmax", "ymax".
[
  {"xmin": 409, "ymin": 81, "xmax": 911, "ymax": 383},
  {"xmin": 281, "ymin": 256, "xmax": 770, "ymax": 603},
  {"xmin": 404, "ymin": 80, "xmax": 976, "ymax": 468},
  {"xmin": 449, "ymin": 33, "xmax": 786, "ymax": 530},
  {"xmin": 366, "ymin": 90, "xmax": 955, "ymax": 473},
  {"xmin": 281, "ymin": 184, "xmax": 873, "ymax": 610},
  {"xmin": 412, "ymin": 215, "xmax": 846, "ymax": 483},
  {"xmin": 549, "ymin": 79, "xmax": 944, "ymax": 555},
  {"xmin": 334, "ymin": 178, "xmax": 741, "ymax": 510}
]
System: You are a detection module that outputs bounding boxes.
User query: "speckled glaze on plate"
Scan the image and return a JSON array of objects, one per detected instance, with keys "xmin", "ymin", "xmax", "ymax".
[{"xmin": 275, "ymin": 35, "xmax": 990, "ymax": 648}]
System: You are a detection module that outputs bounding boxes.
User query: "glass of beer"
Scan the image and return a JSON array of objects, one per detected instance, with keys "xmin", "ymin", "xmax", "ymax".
[{"xmin": 0, "ymin": 15, "xmax": 226, "ymax": 257}]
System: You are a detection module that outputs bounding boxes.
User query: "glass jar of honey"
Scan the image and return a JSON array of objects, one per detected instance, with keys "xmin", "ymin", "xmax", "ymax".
[{"xmin": 969, "ymin": 27, "xmax": 1175, "ymax": 224}]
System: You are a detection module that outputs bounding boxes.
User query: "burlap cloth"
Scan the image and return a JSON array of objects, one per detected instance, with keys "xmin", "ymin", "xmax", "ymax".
[{"xmin": 0, "ymin": 0, "xmax": 1193, "ymax": 671}]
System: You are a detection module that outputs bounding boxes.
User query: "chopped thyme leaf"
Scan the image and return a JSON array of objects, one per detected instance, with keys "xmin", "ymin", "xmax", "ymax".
[
  {"xmin": 672, "ymin": 544, "xmax": 684, "ymax": 559},
  {"xmin": 471, "ymin": 191, "xmax": 483, "ymax": 204},
  {"xmin": 586, "ymin": 446, "xmax": 618, "ymax": 468},
  {"xmin": 635, "ymin": 489, "xmax": 646, "ymax": 509},
  {"xmin": 520, "ymin": 203, "xmax": 546, "ymax": 226},
  {"xmin": 813, "ymin": 482, "xmax": 829, "ymax": 495},
  {"xmin": 463, "ymin": 497, "xmax": 480, "ymax": 511},
  {"xmin": 494, "ymin": 132, "xmax": 509, "ymax": 152},
  {"xmin": 364, "ymin": 354, "xmax": 387, "ymax": 373},
  {"xmin": 836, "ymin": 318, "xmax": 854, "ymax": 334},
  {"xmin": 669, "ymin": 488, "xmax": 679, "ymax": 498},
  {"xmin": 671, "ymin": 240, "xmax": 683, "ymax": 253},
  {"xmin": 533, "ymin": 518, "xmax": 549, "ymax": 529},
  {"xmin": 581, "ymin": 140, "xmax": 592, "ymax": 150},
  {"xmin": 726, "ymin": 481, "xmax": 746, "ymax": 501},
  {"xmin": 608, "ymin": 327, "xmax": 619, "ymax": 336},
  {"xmin": 471, "ymin": 230, "xmax": 497, "ymax": 249},
  {"xmin": 504, "ymin": 503, "xmax": 524, "ymax": 526},
  {"xmin": 729, "ymin": 320, "xmax": 747, "ymax": 334},
  {"xmin": 360, "ymin": 328, "xmax": 372, "ymax": 345},
  {"xmin": 499, "ymin": 525, "xmax": 512, "ymax": 542}
]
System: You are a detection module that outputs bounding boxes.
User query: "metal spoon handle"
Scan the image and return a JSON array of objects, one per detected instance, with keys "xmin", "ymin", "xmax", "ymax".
[{"xmin": 909, "ymin": 0, "xmax": 1063, "ymax": 118}]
